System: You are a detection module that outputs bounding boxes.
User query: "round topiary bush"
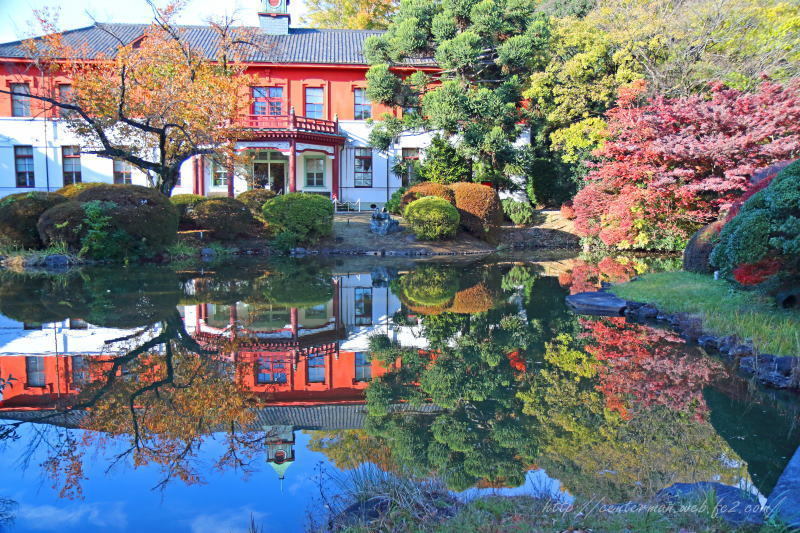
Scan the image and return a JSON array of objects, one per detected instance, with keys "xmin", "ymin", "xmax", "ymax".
[
  {"xmin": 404, "ymin": 196, "xmax": 460, "ymax": 240},
  {"xmin": 262, "ymin": 193, "xmax": 333, "ymax": 244},
  {"xmin": 401, "ymin": 182, "xmax": 456, "ymax": 209},
  {"xmin": 711, "ymin": 160, "xmax": 800, "ymax": 287},
  {"xmin": 392, "ymin": 266, "xmax": 459, "ymax": 315},
  {"xmin": 683, "ymin": 221, "xmax": 724, "ymax": 274},
  {"xmin": 449, "ymin": 182, "xmax": 502, "ymax": 238},
  {"xmin": 0, "ymin": 192, "xmax": 67, "ymax": 249},
  {"xmin": 55, "ymin": 182, "xmax": 106, "ymax": 199},
  {"xmin": 237, "ymin": 189, "xmax": 277, "ymax": 216},
  {"xmin": 190, "ymin": 197, "xmax": 254, "ymax": 240},
  {"xmin": 501, "ymin": 198, "xmax": 535, "ymax": 226},
  {"xmin": 170, "ymin": 194, "xmax": 208, "ymax": 226},
  {"xmin": 73, "ymin": 184, "xmax": 179, "ymax": 254},
  {"xmin": 37, "ymin": 201, "xmax": 89, "ymax": 249}
]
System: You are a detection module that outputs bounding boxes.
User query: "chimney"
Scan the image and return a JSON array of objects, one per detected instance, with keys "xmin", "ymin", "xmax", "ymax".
[{"xmin": 259, "ymin": 0, "xmax": 291, "ymax": 35}]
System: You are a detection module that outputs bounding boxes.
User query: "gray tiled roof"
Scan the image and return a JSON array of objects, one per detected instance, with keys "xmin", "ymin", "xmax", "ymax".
[
  {"xmin": 0, "ymin": 23, "xmax": 434, "ymax": 66},
  {"xmin": 0, "ymin": 403, "xmax": 442, "ymax": 431}
]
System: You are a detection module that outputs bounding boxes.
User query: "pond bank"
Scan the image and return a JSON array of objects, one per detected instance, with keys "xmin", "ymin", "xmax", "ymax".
[{"xmin": 566, "ymin": 271, "xmax": 800, "ymax": 390}]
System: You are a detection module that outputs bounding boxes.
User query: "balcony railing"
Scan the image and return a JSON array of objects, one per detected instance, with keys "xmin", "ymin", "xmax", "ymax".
[{"xmin": 241, "ymin": 112, "xmax": 339, "ymax": 134}]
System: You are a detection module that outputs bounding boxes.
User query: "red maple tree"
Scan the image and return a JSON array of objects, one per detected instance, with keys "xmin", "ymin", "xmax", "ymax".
[{"xmin": 573, "ymin": 80, "xmax": 800, "ymax": 250}]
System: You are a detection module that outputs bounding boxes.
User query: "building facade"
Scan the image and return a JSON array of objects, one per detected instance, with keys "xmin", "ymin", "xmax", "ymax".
[{"xmin": 0, "ymin": 1, "xmax": 436, "ymax": 204}]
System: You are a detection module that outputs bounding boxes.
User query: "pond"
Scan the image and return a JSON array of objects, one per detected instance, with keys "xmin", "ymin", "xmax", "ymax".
[{"xmin": 0, "ymin": 254, "xmax": 798, "ymax": 532}]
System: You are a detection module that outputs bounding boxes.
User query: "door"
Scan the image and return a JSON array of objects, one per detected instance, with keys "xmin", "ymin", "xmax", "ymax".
[
  {"xmin": 253, "ymin": 163, "xmax": 270, "ymax": 188},
  {"xmin": 270, "ymin": 162, "xmax": 285, "ymax": 194}
]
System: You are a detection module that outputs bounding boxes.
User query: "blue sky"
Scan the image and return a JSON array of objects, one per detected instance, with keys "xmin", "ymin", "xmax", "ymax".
[{"xmin": 0, "ymin": 0, "xmax": 309, "ymax": 44}]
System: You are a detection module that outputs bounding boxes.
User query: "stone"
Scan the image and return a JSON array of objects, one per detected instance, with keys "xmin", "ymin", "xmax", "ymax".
[
  {"xmin": 43, "ymin": 254, "xmax": 71, "ymax": 267},
  {"xmin": 767, "ymin": 445, "xmax": 800, "ymax": 528},
  {"xmin": 370, "ymin": 208, "xmax": 400, "ymax": 236},
  {"xmin": 565, "ymin": 292, "xmax": 628, "ymax": 316},
  {"xmin": 718, "ymin": 335, "xmax": 738, "ymax": 354},
  {"xmin": 656, "ymin": 482, "xmax": 763, "ymax": 526},
  {"xmin": 697, "ymin": 335, "xmax": 719, "ymax": 350},
  {"xmin": 729, "ymin": 344, "xmax": 757, "ymax": 358}
]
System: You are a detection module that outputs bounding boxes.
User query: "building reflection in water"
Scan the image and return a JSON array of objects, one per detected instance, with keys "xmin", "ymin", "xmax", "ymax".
[{"xmin": 0, "ymin": 271, "xmax": 422, "ymax": 481}]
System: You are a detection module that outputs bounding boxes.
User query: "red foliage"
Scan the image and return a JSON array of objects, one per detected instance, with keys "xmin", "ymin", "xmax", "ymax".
[
  {"xmin": 558, "ymin": 258, "xmax": 637, "ymax": 294},
  {"xmin": 723, "ymin": 161, "xmax": 792, "ymax": 222},
  {"xmin": 560, "ymin": 202, "xmax": 576, "ymax": 220},
  {"xmin": 581, "ymin": 317, "xmax": 722, "ymax": 419},
  {"xmin": 732, "ymin": 257, "xmax": 783, "ymax": 286},
  {"xmin": 574, "ymin": 80, "xmax": 800, "ymax": 249}
]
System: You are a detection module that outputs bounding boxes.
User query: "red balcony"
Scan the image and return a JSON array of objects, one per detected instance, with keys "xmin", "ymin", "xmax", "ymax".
[{"xmin": 241, "ymin": 113, "xmax": 339, "ymax": 134}]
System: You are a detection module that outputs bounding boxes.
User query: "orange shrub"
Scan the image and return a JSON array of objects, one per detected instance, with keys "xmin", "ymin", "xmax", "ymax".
[
  {"xmin": 448, "ymin": 182, "xmax": 502, "ymax": 238},
  {"xmin": 400, "ymin": 182, "xmax": 455, "ymax": 209},
  {"xmin": 447, "ymin": 282, "xmax": 494, "ymax": 314}
]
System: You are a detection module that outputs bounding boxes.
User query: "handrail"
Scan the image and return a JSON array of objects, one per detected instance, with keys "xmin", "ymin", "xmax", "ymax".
[
  {"xmin": 242, "ymin": 113, "xmax": 339, "ymax": 134},
  {"xmin": 333, "ymin": 198, "xmax": 361, "ymax": 213}
]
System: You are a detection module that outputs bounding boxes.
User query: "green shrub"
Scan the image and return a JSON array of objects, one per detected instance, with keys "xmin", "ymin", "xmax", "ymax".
[
  {"xmin": 417, "ymin": 135, "xmax": 472, "ymax": 184},
  {"xmin": 711, "ymin": 160, "xmax": 800, "ymax": 286},
  {"xmin": 449, "ymin": 182, "xmax": 502, "ymax": 238},
  {"xmin": 386, "ymin": 187, "xmax": 407, "ymax": 215},
  {"xmin": 55, "ymin": 182, "xmax": 106, "ymax": 199},
  {"xmin": 37, "ymin": 201, "xmax": 89, "ymax": 250},
  {"xmin": 78, "ymin": 200, "xmax": 136, "ymax": 260},
  {"xmin": 170, "ymin": 194, "xmax": 207, "ymax": 226},
  {"xmin": 0, "ymin": 192, "xmax": 67, "ymax": 249},
  {"xmin": 683, "ymin": 221, "xmax": 724, "ymax": 274},
  {"xmin": 401, "ymin": 182, "xmax": 456, "ymax": 210},
  {"xmin": 189, "ymin": 197, "xmax": 254, "ymax": 240},
  {"xmin": 262, "ymin": 193, "xmax": 333, "ymax": 244},
  {"xmin": 392, "ymin": 265, "xmax": 459, "ymax": 314},
  {"xmin": 501, "ymin": 198, "xmax": 535, "ymax": 225},
  {"xmin": 237, "ymin": 189, "xmax": 276, "ymax": 216},
  {"xmin": 404, "ymin": 196, "xmax": 460, "ymax": 240},
  {"xmin": 74, "ymin": 184, "xmax": 179, "ymax": 255}
]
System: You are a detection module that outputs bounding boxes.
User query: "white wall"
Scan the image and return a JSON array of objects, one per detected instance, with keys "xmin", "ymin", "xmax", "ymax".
[{"xmin": 0, "ymin": 116, "xmax": 437, "ymax": 203}]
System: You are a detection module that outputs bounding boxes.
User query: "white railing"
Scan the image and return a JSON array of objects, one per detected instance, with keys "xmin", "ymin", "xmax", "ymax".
[{"xmin": 333, "ymin": 198, "xmax": 361, "ymax": 213}]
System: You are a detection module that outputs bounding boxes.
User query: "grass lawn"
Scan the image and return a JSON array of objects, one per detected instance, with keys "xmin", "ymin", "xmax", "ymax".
[{"xmin": 611, "ymin": 271, "xmax": 800, "ymax": 357}]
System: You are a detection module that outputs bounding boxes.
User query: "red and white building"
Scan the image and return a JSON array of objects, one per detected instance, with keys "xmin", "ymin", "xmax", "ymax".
[{"xmin": 0, "ymin": 0, "xmax": 436, "ymax": 204}]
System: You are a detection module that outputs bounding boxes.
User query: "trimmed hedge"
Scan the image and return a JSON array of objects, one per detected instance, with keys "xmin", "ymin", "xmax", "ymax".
[
  {"xmin": 56, "ymin": 182, "xmax": 106, "ymax": 199},
  {"xmin": 449, "ymin": 182, "xmax": 502, "ymax": 238},
  {"xmin": 0, "ymin": 192, "xmax": 67, "ymax": 249},
  {"xmin": 683, "ymin": 221, "xmax": 723, "ymax": 274},
  {"xmin": 170, "ymin": 194, "xmax": 208, "ymax": 226},
  {"xmin": 262, "ymin": 193, "xmax": 333, "ymax": 244},
  {"xmin": 401, "ymin": 182, "xmax": 455, "ymax": 209},
  {"xmin": 190, "ymin": 197, "xmax": 254, "ymax": 240},
  {"xmin": 404, "ymin": 196, "xmax": 460, "ymax": 240},
  {"xmin": 73, "ymin": 184, "xmax": 179, "ymax": 252},
  {"xmin": 711, "ymin": 159, "xmax": 800, "ymax": 286},
  {"xmin": 237, "ymin": 189, "xmax": 277, "ymax": 216},
  {"xmin": 501, "ymin": 198, "xmax": 535, "ymax": 225},
  {"xmin": 393, "ymin": 265, "xmax": 458, "ymax": 312},
  {"xmin": 37, "ymin": 201, "xmax": 89, "ymax": 249},
  {"xmin": 38, "ymin": 185, "xmax": 179, "ymax": 258}
]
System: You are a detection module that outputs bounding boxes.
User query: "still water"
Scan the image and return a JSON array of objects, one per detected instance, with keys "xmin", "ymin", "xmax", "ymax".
[{"xmin": 0, "ymin": 254, "xmax": 797, "ymax": 532}]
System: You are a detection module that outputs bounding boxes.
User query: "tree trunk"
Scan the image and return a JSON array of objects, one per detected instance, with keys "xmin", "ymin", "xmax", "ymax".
[{"xmin": 158, "ymin": 168, "xmax": 182, "ymax": 197}]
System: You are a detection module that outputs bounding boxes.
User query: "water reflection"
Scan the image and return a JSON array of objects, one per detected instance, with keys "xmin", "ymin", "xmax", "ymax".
[{"xmin": 0, "ymin": 256, "xmax": 797, "ymax": 531}]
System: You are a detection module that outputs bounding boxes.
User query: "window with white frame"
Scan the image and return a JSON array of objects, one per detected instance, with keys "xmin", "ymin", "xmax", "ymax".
[
  {"xmin": 58, "ymin": 84, "xmax": 74, "ymax": 118},
  {"xmin": 14, "ymin": 146, "xmax": 35, "ymax": 188},
  {"xmin": 62, "ymin": 146, "xmax": 82, "ymax": 185},
  {"xmin": 11, "ymin": 83, "xmax": 30, "ymax": 117},
  {"xmin": 305, "ymin": 157, "xmax": 325, "ymax": 188},
  {"xmin": 401, "ymin": 147, "xmax": 420, "ymax": 186},
  {"xmin": 353, "ymin": 88, "xmax": 371, "ymax": 120},
  {"xmin": 212, "ymin": 160, "xmax": 229, "ymax": 187},
  {"xmin": 354, "ymin": 148, "xmax": 373, "ymax": 187},
  {"xmin": 305, "ymin": 87, "xmax": 323, "ymax": 119},
  {"xmin": 355, "ymin": 351, "xmax": 371, "ymax": 382},
  {"xmin": 113, "ymin": 159, "xmax": 133, "ymax": 184},
  {"xmin": 354, "ymin": 287, "xmax": 372, "ymax": 326},
  {"xmin": 252, "ymin": 86, "xmax": 284, "ymax": 116}
]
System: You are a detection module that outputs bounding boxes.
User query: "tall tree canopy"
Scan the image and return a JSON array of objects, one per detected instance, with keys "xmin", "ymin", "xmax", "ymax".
[
  {"xmin": 0, "ymin": 3, "xmax": 257, "ymax": 195},
  {"xmin": 302, "ymin": 0, "xmax": 398, "ymax": 29},
  {"xmin": 364, "ymin": 0, "xmax": 551, "ymax": 188}
]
